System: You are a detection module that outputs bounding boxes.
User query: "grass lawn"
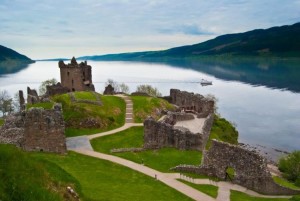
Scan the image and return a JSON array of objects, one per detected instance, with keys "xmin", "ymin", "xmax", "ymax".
[
  {"xmin": 131, "ymin": 96, "xmax": 174, "ymax": 123},
  {"xmin": 52, "ymin": 93, "xmax": 126, "ymax": 137},
  {"xmin": 230, "ymin": 190, "xmax": 290, "ymax": 201},
  {"xmin": 0, "ymin": 144, "xmax": 81, "ymax": 201},
  {"xmin": 26, "ymin": 102, "xmax": 55, "ymax": 110},
  {"xmin": 74, "ymin": 91, "xmax": 98, "ymax": 101},
  {"xmin": 206, "ymin": 115, "xmax": 239, "ymax": 149},
  {"xmin": 91, "ymin": 126, "xmax": 202, "ymax": 172},
  {"xmin": 273, "ymin": 176, "xmax": 300, "ymax": 190},
  {"xmin": 178, "ymin": 179, "xmax": 218, "ymax": 198},
  {"xmin": 0, "ymin": 118, "xmax": 4, "ymax": 126},
  {"xmin": 181, "ymin": 172, "xmax": 221, "ymax": 181},
  {"xmin": 32, "ymin": 151, "xmax": 193, "ymax": 201}
]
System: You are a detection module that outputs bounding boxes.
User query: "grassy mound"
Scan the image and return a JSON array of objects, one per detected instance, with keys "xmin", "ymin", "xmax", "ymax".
[
  {"xmin": 230, "ymin": 190, "xmax": 289, "ymax": 201},
  {"xmin": 52, "ymin": 92, "xmax": 125, "ymax": 137},
  {"xmin": 0, "ymin": 144, "xmax": 81, "ymax": 201},
  {"xmin": 0, "ymin": 118, "xmax": 4, "ymax": 126},
  {"xmin": 178, "ymin": 179, "xmax": 218, "ymax": 198},
  {"xmin": 206, "ymin": 115, "xmax": 239, "ymax": 149},
  {"xmin": 131, "ymin": 96, "xmax": 174, "ymax": 123},
  {"xmin": 91, "ymin": 126, "xmax": 202, "ymax": 172},
  {"xmin": 33, "ymin": 151, "xmax": 193, "ymax": 201}
]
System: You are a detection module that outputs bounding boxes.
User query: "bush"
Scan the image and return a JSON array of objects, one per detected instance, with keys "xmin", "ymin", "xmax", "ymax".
[
  {"xmin": 279, "ymin": 151, "xmax": 300, "ymax": 186},
  {"xmin": 290, "ymin": 195, "xmax": 300, "ymax": 201},
  {"xmin": 136, "ymin": 85, "xmax": 162, "ymax": 97}
]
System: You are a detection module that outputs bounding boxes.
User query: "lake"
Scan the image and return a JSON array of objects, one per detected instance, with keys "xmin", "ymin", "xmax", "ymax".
[{"xmin": 0, "ymin": 59, "xmax": 299, "ymax": 159}]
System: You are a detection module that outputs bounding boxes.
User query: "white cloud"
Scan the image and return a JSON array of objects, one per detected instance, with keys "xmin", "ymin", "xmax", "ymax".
[{"xmin": 0, "ymin": 0, "xmax": 299, "ymax": 59}]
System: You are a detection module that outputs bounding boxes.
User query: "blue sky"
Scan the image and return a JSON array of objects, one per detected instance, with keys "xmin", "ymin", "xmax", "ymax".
[{"xmin": 0, "ymin": 0, "xmax": 299, "ymax": 59}]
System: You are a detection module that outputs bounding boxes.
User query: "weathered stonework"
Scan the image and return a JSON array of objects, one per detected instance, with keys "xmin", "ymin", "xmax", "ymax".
[
  {"xmin": 27, "ymin": 87, "xmax": 39, "ymax": 104},
  {"xmin": 169, "ymin": 89, "xmax": 214, "ymax": 118},
  {"xmin": 59, "ymin": 57, "xmax": 95, "ymax": 92},
  {"xmin": 46, "ymin": 82, "xmax": 69, "ymax": 96},
  {"xmin": 173, "ymin": 140, "xmax": 300, "ymax": 195},
  {"xmin": 144, "ymin": 113, "xmax": 214, "ymax": 151},
  {"xmin": 0, "ymin": 104, "xmax": 66, "ymax": 154},
  {"xmin": 19, "ymin": 90, "xmax": 25, "ymax": 110}
]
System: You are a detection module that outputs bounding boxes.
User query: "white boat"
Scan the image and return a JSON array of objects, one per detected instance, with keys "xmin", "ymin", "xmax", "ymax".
[{"xmin": 200, "ymin": 79, "xmax": 212, "ymax": 86}]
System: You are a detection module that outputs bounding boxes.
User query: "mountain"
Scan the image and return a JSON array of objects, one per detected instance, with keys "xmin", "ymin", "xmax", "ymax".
[
  {"xmin": 0, "ymin": 45, "xmax": 35, "ymax": 74},
  {"xmin": 78, "ymin": 22, "xmax": 300, "ymax": 61}
]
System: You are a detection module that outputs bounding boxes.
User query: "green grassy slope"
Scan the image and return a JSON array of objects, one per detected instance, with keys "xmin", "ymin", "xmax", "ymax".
[
  {"xmin": 131, "ymin": 96, "xmax": 174, "ymax": 123},
  {"xmin": 33, "ymin": 151, "xmax": 193, "ymax": 201},
  {"xmin": 230, "ymin": 190, "xmax": 289, "ymax": 201},
  {"xmin": 52, "ymin": 92, "xmax": 125, "ymax": 137},
  {"xmin": 0, "ymin": 144, "xmax": 81, "ymax": 201}
]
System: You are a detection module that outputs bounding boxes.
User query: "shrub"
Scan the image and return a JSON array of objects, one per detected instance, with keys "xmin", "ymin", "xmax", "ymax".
[
  {"xmin": 279, "ymin": 151, "xmax": 300, "ymax": 186},
  {"xmin": 136, "ymin": 85, "xmax": 162, "ymax": 97}
]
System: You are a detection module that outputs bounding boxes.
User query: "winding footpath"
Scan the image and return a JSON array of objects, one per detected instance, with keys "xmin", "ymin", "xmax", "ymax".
[{"xmin": 66, "ymin": 95, "xmax": 292, "ymax": 201}]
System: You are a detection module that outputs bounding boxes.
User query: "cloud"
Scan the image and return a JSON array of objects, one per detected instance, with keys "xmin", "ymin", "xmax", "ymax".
[
  {"xmin": 0, "ymin": 0, "xmax": 299, "ymax": 59},
  {"xmin": 158, "ymin": 25, "xmax": 214, "ymax": 36}
]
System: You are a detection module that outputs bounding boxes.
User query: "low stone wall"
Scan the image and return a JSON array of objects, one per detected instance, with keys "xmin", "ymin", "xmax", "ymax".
[
  {"xmin": 144, "ymin": 117, "xmax": 204, "ymax": 151},
  {"xmin": 161, "ymin": 112, "xmax": 195, "ymax": 125},
  {"xmin": 0, "ymin": 104, "xmax": 66, "ymax": 154},
  {"xmin": 173, "ymin": 140, "xmax": 300, "ymax": 195}
]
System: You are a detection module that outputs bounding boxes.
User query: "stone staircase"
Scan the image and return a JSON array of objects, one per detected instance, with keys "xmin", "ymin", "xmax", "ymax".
[{"xmin": 123, "ymin": 96, "xmax": 134, "ymax": 123}]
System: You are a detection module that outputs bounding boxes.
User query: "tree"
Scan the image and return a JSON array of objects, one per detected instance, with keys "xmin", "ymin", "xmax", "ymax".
[
  {"xmin": 0, "ymin": 90, "xmax": 14, "ymax": 116},
  {"xmin": 136, "ymin": 85, "xmax": 162, "ymax": 97},
  {"xmin": 119, "ymin": 83, "xmax": 130, "ymax": 94},
  {"xmin": 39, "ymin": 78, "xmax": 58, "ymax": 95},
  {"xmin": 278, "ymin": 151, "xmax": 300, "ymax": 186}
]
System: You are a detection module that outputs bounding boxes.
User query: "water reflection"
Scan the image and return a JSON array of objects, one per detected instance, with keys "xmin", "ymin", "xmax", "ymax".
[{"xmin": 0, "ymin": 60, "xmax": 299, "ymax": 154}]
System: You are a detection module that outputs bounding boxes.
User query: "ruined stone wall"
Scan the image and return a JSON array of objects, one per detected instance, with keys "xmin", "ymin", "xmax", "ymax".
[
  {"xmin": 174, "ymin": 140, "xmax": 300, "ymax": 195},
  {"xmin": 144, "ymin": 117, "xmax": 204, "ymax": 151},
  {"xmin": 161, "ymin": 112, "xmax": 195, "ymax": 125},
  {"xmin": 169, "ymin": 89, "xmax": 214, "ymax": 117},
  {"xmin": 0, "ymin": 105, "xmax": 66, "ymax": 154},
  {"xmin": 59, "ymin": 57, "xmax": 95, "ymax": 92},
  {"xmin": 22, "ymin": 107, "xmax": 66, "ymax": 153},
  {"xmin": 27, "ymin": 87, "xmax": 39, "ymax": 104},
  {"xmin": 46, "ymin": 82, "xmax": 69, "ymax": 96}
]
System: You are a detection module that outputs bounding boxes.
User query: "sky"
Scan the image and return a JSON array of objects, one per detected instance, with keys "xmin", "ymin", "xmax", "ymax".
[{"xmin": 0, "ymin": 0, "xmax": 300, "ymax": 59}]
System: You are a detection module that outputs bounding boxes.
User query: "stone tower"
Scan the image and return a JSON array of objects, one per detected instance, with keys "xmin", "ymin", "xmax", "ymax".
[{"xmin": 58, "ymin": 57, "xmax": 95, "ymax": 92}]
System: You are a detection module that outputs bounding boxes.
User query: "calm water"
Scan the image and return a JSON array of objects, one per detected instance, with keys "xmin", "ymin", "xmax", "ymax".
[{"xmin": 0, "ymin": 60, "xmax": 299, "ymax": 155}]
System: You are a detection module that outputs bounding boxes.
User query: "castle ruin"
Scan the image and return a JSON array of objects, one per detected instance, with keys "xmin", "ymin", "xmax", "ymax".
[
  {"xmin": 59, "ymin": 57, "xmax": 95, "ymax": 92},
  {"xmin": 0, "ymin": 104, "xmax": 66, "ymax": 154},
  {"xmin": 144, "ymin": 89, "xmax": 215, "ymax": 151},
  {"xmin": 173, "ymin": 140, "xmax": 300, "ymax": 195}
]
